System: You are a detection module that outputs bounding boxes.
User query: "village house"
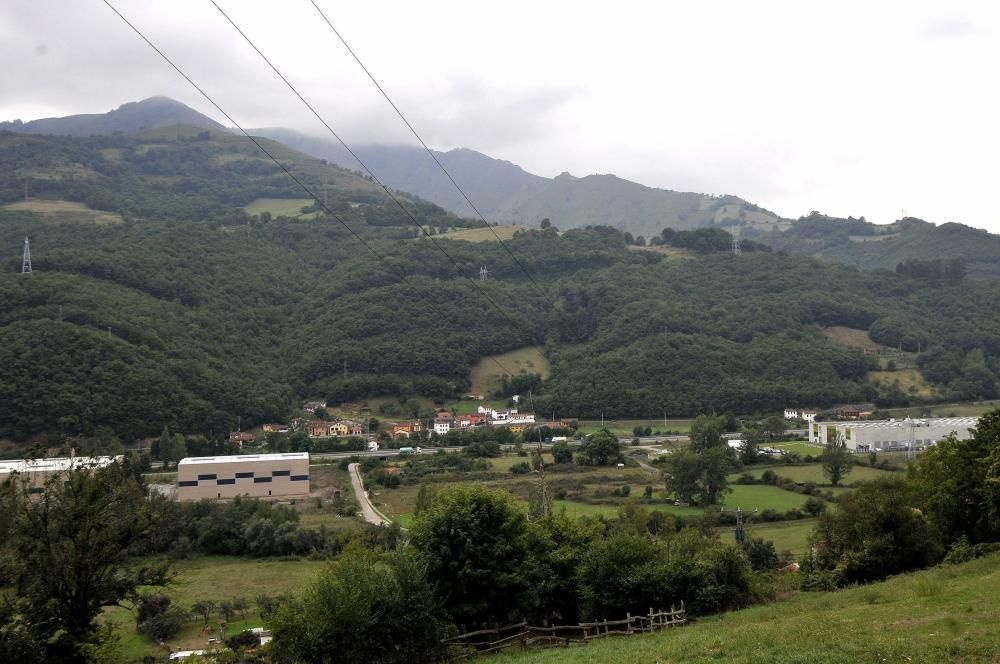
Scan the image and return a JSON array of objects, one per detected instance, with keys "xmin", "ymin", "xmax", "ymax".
[
  {"xmin": 302, "ymin": 400, "xmax": 327, "ymax": 413},
  {"xmin": 329, "ymin": 421, "xmax": 350, "ymax": 437},
  {"xmin": 479, "ymin": 406, "xmax": 536, "ymax": 427},
  {"xmin": 307, "ymin": 420, "xmax": 329, "ymax": 438},
  {"xmin": 391, "ymin": 421, "xmax": 423, "ymax": 439},
  {"xmin": 348, "ymin": 421, "xmax": 365, "ymax": 436},
  {"xmin": 261, "ymin": 423, "xmax": 290, "ymax": 433},
  {"xmin": 433, "ymin": 409, "xmax": 454, "ymax": 435},
  {"xmin": 456, "ymin": 414, "xmax": 487, "ymax": 429},
  {"xmin": 228, "ymin": 431, "xmax": 255, "ymax": 448}
]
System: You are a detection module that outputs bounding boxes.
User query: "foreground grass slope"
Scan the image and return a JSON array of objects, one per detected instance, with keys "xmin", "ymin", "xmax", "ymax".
[{"xmin": 493, "ymin": 554, "xmax": 1000, "ymax": 664}]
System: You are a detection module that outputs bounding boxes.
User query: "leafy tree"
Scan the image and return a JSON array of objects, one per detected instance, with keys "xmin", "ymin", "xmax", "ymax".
[
  {"xmin": 268, "ymin": 549, "xmax": 450, "ymax": 664},
  {"xmin": 663, "ymin": 447, "xmax": 730, "ymax": 505},
  {"xmin": 761, "ymin": 415, "xmax": 787, "ymax": 439},
  {"xmin": 0, "ymin": 461, "xmax": 170, "ymax": 661},
  {"xmin": 689, "ymin": 415, "xmax": 726, "ymax": 451},
  {"xmin": 219, "ymin": 599, "xmax": 235, "ymax": 622},
  {"xmin": 908, "ymin": 410, "xmax": 1000, "ymax": 544},
  {"xmin": 577, "ymin": 429, "xmax": 621, "ymax": 466},
  {"xmin": 191, "ymin": 600, "xmax": 216, "ymax": 625},
  {"xmin": 808, "ymin": 478, "xmax": 943, "ymax": 585},
  {"xmin": 409, "ymin": 485, "xmax": 542, "ymax": 628},
  {"xmin": 821, "ymin": 438, "xmax": 854, "ymax": 486},
  {"xmin": 232, "ymin": 597, "xmax": 249, "ymax": 620},
  {"xmin": 551, "ymin": 440, "xmax": 573, "ymax": 464}
]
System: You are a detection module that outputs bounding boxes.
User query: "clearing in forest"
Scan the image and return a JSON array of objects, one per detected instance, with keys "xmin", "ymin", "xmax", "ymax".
[
  {"xmin": 3, "ymin": 199, "xmax": 122, "ymax": 225},
  {"xmin": 440, "ymin": 225, "xmax": 529, "ymax": 242},
  {"xmin": 469, "ymin": 346, "xmax": 550, "ymax": 397},
  {"xmin": 243, "ymin": 197, "xmax": 318, "ymax": 219}
]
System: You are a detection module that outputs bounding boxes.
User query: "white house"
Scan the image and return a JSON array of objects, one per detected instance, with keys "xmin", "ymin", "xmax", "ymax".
[
  {"xmin": 783, "ymin": 408, "xmax": 800, "ymax": 420},
  {"xmin": 433, "ymin": 421, "xmax": 451, "ymax": 435},
  {"xmin": 801, "ymin": 410, "xmax": 817, "ymax": 422}
]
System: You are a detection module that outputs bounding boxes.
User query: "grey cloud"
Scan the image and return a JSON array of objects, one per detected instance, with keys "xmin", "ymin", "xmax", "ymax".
[{"xmin": 920, "ymin": 17, "xmax": 976, "ymax": 39}]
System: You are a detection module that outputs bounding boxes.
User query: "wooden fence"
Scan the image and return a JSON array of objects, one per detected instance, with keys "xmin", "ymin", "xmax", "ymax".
[{"xmin": 443, "ymin": 603, "xmax": 686, "ymax": 657}]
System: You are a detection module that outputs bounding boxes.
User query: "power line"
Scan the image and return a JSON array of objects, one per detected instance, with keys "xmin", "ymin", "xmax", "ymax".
[
  {"xmin": 307, "ymin": 0, "xmax": 558, "ymax": 309},
  {"xmin": 208, "ymin": 0, "xmax": 532, "ymax": 331},
  {"xmin": 100, "ymin": 0, "xmax": 519, "ymax": 381}
]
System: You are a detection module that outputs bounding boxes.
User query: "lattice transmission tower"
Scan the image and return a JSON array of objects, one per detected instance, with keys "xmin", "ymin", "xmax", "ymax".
[{"xmin": 22, "ymin": 237, "xmax": 32, "ymax": 274}]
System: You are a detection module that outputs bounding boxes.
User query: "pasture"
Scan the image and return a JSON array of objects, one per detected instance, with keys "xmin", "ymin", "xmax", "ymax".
[
  {"xmin": 242, "ymin": 197, "xmax": 318, "ymax": 219},
  {"xmin": 469, "ymin": 345, "xmax": 550, "ymax": 396},
  {"xmin": 3, "ymin": 198, "xmax": 123, "ymax": 224},
  {"xmin": 106, "ymin": 555, "xmax": 329, "ymax": 658},
  {"xmin": 740, "ymin": 463, "xmax": 899, "ymax": 486},
  {"xmin": 493, "ymin": 554, "xmax": 1000, "ymax": 664},
  {"xmin": 722, "ymin": 484, "xmax": 810, "ymax": 512},
  {"xmin": 441, "ymin": 225, "xmax": 529, "ymax": 243}
]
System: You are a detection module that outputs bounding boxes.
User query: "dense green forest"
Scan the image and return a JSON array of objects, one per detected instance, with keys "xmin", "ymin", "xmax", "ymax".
[
  {"xmin": 2, "ymin": 130, "xmax": 999, "ymax": 441},
  {"xmin": 743, "ymin": 213, "xmax": 1000, "ymax": 279}
]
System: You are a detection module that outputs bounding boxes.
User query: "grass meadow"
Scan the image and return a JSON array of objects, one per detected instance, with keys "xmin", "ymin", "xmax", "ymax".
[{"xmin": 492, "ymin": 554, "xmax": 1000, "ymax": 664}]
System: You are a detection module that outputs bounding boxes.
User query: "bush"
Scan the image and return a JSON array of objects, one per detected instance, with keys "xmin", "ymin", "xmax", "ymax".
[
  {"xmin": 760, "ymin": 470, "xmax": 778, "ymax": 485},
  {"xmin": 136, "ymin": 595, "xmax": 187, "ymax": 641},
  {"xmin": 803, "ymin": 497, "xmax": 827, "ymax": 516},
  {"xmin": 510, "ymin": 462, "xmax": 531, "ymax": 475}
]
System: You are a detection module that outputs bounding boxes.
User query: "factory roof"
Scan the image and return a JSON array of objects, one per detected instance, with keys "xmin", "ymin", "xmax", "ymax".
[
  {"xmin": 178, "ymin": 452, "xmax": 309, "ymax": 466},
  {"xmin": 816, "ymin": 417, "xmax": 979, "ymax": 430},
  {"xmin": 0, "ymin": 455, "xmax": 122, "ymax": 475}
]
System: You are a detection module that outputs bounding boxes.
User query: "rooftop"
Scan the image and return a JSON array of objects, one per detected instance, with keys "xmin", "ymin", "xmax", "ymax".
[
  {"xmin": 0, "ymin": 455, "xmax": 122, "ymax": 474},
  {"xmin": 178, "ymin": 452, "xmax": 309, "ymax": 466},
  {"xmin": 816, "ymin": 417, "xmax": 979, "ymax": 430}
]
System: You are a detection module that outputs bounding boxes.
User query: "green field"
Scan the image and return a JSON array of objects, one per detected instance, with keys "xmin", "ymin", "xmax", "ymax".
[
  {"xmin": 242, "ymin": 197, "xmax": 318, "ymax": 219},
  {"xmin": 493, "ymin": 554, "xmax": 1000, "ymax": 664},
  {"xmin": 469, "ymin": 346, "xmax": 550, "ymax": 397},
  {"xmin": 3, "ymin": 198, "xmax": 123, "ymax": 224},
  {"xmin": 740, "ymin": 463, "xmax": 899, "ymax": 486},
  {"xmin": 105, "ymin": 555, "xmax": 328, "ymax": 658},
  {"xmin": 441, "ymin": 225, "xmax": 529, "ymax": 243},
  {"xmin": 577, "ymin": 419, "xmax": 693, "ymax": 436},
  {"xmin": 721, "ymin": 484, "xmax": 810, "ymax": 512},
  {"xmin": 885, "ymin": 401, "xmax": 1000, "ymax": 418},
  {"xmin": 771, "ymin": 442, "xmax": 823, "ymax": 456},
  {"xmin": 740, "ymin": 519, "xmax": 816, "ymax": 555}
]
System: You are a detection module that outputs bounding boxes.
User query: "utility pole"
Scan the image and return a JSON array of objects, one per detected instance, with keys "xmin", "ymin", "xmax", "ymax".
[
  {"xmin": 107, "ymin": 327, "xmax": 112, "ymax": 338},
  {"xmin": 343, "ymin": 359, "xmax": 347, "ymax": 380},
  {"xmin": 479, "ymin": 265, "xmax": 488, "ymax": 282},
  {"xmin": 732, "ymin": 235, "xmax": 741, "ymax": 256},
  {"xmin": 721, "ymin": 506, "xmax": 757, "ymax": 545},
  {"xmin": 21, "ymin": 237, "xmax": 32, "ymax": 274}
]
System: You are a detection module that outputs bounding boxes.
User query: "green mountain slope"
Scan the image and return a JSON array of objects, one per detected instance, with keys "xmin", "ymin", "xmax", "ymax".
[
  {"xmin": 252, "ymin": 129, "xmax": 784, "ymax": 237},
  {"xmin": 1, "ymin": 131, "xmax": 999, "ymax": 442},
  {"xmin": 0, "ymin": 96, "xmax": 226, "ymax": 136},
  {"xmin": 746, "ymin": 214, "xmax": 1000, "ymax": 279},
  {"xmin": 494, "ymin": 554, "xmax": 1000, "ymax": 664}
]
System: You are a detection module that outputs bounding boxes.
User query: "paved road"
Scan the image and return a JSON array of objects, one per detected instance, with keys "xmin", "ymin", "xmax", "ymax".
[{"xmin": 348, "ymin": 462, "xmax": 390, "ymax": 526}]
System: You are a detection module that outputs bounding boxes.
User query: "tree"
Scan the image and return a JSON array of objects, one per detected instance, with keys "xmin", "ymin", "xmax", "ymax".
[
  {"xmin": 409, "ymin": 485, "xmax": 541, "ymax": 628},
  {"xmin": 540, "ymin": 218, "xmax": 552, "ymax": 229},
  {"xmin": 219, "ymin": 599, "xmax": 235, "ymax": 622},
  {"xmin": 663, "ymin": 447, "xmax": 730, "ymax": 505},
  {"xmin": 551, "ymin": 440, "xmax": 573, "ymax": 464},
  {"xmin": 268, "ymin": 549, "xmax": 450, "ymax": 664},
  {"xmin": 232, "ymin": 597, "xmax": 249, "ymax": 620},
  {"xmin": 821, "ymin": 438, "xmax": 854, "ymax": 486},
  {"xmin": 0, "ymin": 461, "xmax": 170, "ymax": 661},
  {"xmin": 808, "ymin": 478, "xmax": 943, "ymax": 585},
  {"xmin": 908, "ymin": 410, "xmax": 1000, "ymax": 544},
  {"xmin": 760, "ymin": 415, "xmax": 786, "ymax": 440},
  {"xmin": 577, "ymin": 429, "xmax": 621, "ymax": 466},
  {"xmin": 191, "ymin": 600, "xmax": 216, "ymax": 625},
  {"xmin": 689, "ymin": 415, "xmax": 726, "ymax": 451}
]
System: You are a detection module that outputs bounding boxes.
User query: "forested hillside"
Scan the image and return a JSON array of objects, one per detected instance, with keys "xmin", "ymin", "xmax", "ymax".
[
  {"xmin": 2, "ymin": 129, "xmax": 999, "ymax": 442},
  {"xmin": 744, "ymin": 213, "xmax": 1000, "ymax": 279},
  {"xmin": 0, "ymin": 96, "xmax": 225, "ymax": 136}
]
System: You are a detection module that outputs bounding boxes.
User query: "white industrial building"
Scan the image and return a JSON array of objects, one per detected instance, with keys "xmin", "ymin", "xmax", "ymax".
[
  {"xmin": 0, "ymin": 455, "xmax": 122, "ymax": 492},
  {"xmin": 808, "ymin": 417, "xmax": 978, "ymax": 452},
  {"xmin": 176, "ymin": 452, "xmax": 310, "ymax": 501}
]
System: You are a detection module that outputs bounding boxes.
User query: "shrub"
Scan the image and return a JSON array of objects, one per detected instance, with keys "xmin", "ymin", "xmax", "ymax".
[
  {"xmin": 510, "ymin": 462, "xmax": 531, "ymax": 475},
  {"xmin": 803, "ymin": 497, "xmax": 827, "ymax": 517}
]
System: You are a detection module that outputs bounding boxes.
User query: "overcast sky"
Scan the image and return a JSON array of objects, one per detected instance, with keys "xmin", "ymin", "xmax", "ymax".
[{"xmin": 2, "ymin": 1, "xmax": 998, "ymax": 232}]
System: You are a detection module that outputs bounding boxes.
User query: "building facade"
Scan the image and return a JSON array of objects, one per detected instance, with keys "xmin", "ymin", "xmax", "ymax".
[
  {"xmin": 0, "ymin": 456, "xmax": 121, "ymax": 492},
  {"xmin": 808, "ymin": 417, "xmax": 978, "ymax": 452},
  {"xmin": 176, "ymin": 452, "xmax": 310, "ymax": 501}
]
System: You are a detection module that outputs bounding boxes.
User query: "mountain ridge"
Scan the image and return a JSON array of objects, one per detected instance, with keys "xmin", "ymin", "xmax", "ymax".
[{"xmin": 0, "ymin": 96, "xmax": 226, "ymax": 136}]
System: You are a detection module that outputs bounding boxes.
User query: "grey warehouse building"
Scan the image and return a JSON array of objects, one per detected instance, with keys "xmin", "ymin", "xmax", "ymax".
[
  {"xmin": 175, "ymin": 452, "xmax": 310, "ymax": 501},
  {"xmin": 808, "ymin": 417, "xmax": 978, "ymax": 452}
]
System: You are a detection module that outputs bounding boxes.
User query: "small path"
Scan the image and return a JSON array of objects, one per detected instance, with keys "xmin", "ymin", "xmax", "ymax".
[{"xmin": 348, "ymin": 462, "xmax": 390, "ymax": 526}]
